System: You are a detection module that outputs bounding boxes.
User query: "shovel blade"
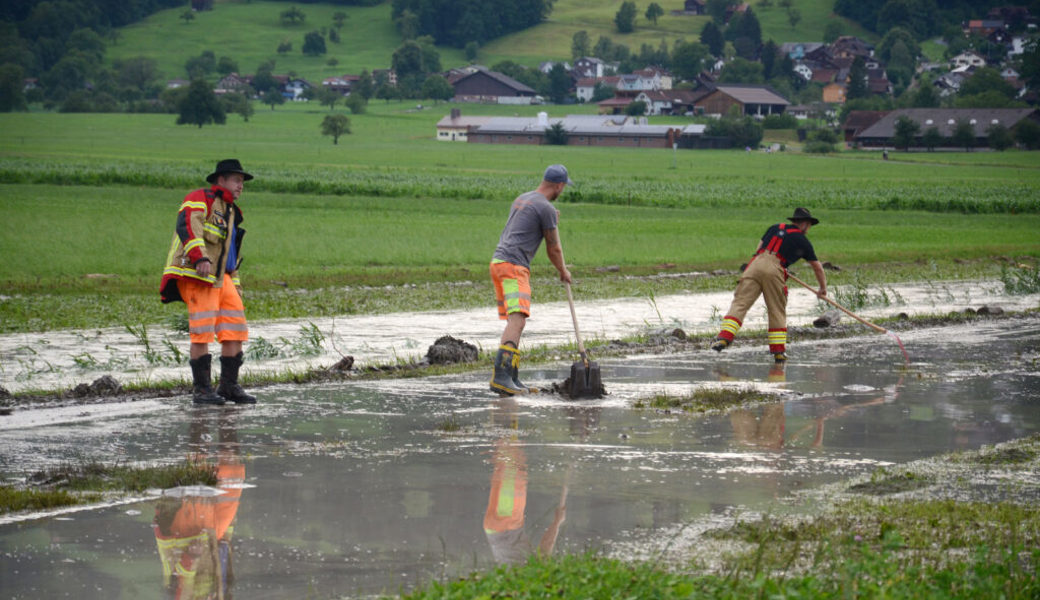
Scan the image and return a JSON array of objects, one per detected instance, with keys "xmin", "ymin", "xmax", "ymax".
[{"xmin": 568, "ymin": 360, "xmax": 603, "ymax": 399}]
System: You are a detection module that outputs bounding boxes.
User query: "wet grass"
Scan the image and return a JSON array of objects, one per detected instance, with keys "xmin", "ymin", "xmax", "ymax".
[
  {"xmin": 634, "ymin": 387, "xmax": 779, "ymax": 413},
  {"xmin": 0, "ymin": 459, "xmax": 217, "ymax": 515},
  {"xmin": 847, "ymin": 470, "xmax": 934, "ymax": 495}
]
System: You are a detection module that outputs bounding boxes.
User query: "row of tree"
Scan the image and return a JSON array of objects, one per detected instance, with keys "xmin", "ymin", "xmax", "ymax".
[
  {"xmin": 891, "ymin": 115, "xmax": 1040, "ymax": 151},
  {"xmin": 390, "ymin": 0, "xmax": 553, "ymax": 47}
]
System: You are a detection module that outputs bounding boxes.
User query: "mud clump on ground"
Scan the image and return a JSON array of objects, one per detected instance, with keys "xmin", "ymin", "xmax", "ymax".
[
  {"xmin": 71, "ymin": 375, "xmax": 122, "ymax": 398},
  {"xmin": 426, "ymin": 336, "xmax": 479, "ymax": 365}
]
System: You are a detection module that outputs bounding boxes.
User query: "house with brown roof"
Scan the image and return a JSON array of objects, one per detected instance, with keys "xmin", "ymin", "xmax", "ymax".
[
  {"xmin": 450, "ymin": 68, "xmax": 538, "ymax": 104},
  {"xmin": 634, "ymin": 89, "xmax": 711, "ymax": 115},
  {"xmin": 576, "ymin": 76, "xmax": 619, "ymax": 103},
  {"xmin": 843, "ymin": 110, "xmax": 890, "ymax": 144},
  {"xmin": 697, "ymin": 84, "xmax": 790, "ymax": 117}
]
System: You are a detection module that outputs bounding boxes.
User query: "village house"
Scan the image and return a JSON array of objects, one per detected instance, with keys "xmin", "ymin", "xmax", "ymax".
[
  {"xmin": 633, "ymin": 89, "xmax": 711, "ymax": 116},
  {"xmin": 951, "ymin": 51, "xmax": 987, "ymax": 69},
  {"xmin": 573, "ymin": 57, "xmax": 607, "ymax": 79},
  {"xmin": 283, "ymin": 77, "xmax": 313, "ymax": 100},
  {"xmin": 323, "ymin": 74, "xmax": 360, "ymax": 96},
  {"xmin": 822, "ymin": 82, "xmax": 846, "ymax": 104},
  {"xmin": 435, "ymin": 108, "xmax": 494, "ymax": 142},
  {"xmin": 843, "ymin": 110, "xmax": 890, "ymax": 144},
  {"xmin": 214, "ymin": 73, "xmax": 249, "ymax": 94},
  {"xmin": 854, "ymin": 108, "xmax": 1040, "ymax": 148},
  {"xmin": 450, "ymin": 68, "xmax": 538, "ymax": 104},
  {"xmin": 575, "ymin": 76, "xmax": 619, "ymax": 103},
  {"xmin": 680, "ymin": 0, "xmax": 705, "ymax": 15}
]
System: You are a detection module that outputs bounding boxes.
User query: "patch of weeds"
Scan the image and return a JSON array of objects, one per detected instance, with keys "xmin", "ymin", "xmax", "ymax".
[
  {"xmin": 245, "ymin": 336, "xmax": 281, "ymax": 360},
  {"xmin": 165, "ymin": 312, "xmax": 190, "ymax": 333},
  {"xmin": 2, "ymin": 459, "xmax": 217, "ymax": 515},
  {"xmin": 976, "ymin": 446, "xmax": 1037, "ymax": 466},
  {"xmin": 285, "ymin": 322, "xmax": 325, "ymax": 356},
  {"xmin": 634, "ymin": 387, "xmax": 776, "ymax": 413},
  {"xmin": 1000, "ymin": 262, "xmax": 1040, "ymax": 295},
  {"xmin": 437, "ymin": 413, "xmax": 461, "ymax": 432},
  {"xmin": 849, "ymin": 470, "xmax": 933, "ymax": 495},
  {"xmin": 0, "ymin": 486, "xmax": 98, "ymax": 513}
]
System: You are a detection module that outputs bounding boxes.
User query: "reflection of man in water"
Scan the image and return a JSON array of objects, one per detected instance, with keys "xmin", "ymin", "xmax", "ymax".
[
  {"xmin": 153, "ymin": 410, "xmax": 245, "ymax": 599},
  {"xmin": 483, "ymin": 399, "xmax": 568, "ymax": 565}
]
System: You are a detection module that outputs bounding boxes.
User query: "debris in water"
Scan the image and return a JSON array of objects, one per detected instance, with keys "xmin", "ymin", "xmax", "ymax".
[
  {"xmin": 550, "ymin": 376, "xmax": 607, "ymax": 400},
  {"xmin": 426, "ymin": 335, "xmax": 478, "ymax": 365}
]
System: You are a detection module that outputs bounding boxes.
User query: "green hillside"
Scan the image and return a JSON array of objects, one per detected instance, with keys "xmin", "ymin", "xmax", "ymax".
[{"xmin": 106, "ymin": 0, "xmax": 874, "ymax": 83}]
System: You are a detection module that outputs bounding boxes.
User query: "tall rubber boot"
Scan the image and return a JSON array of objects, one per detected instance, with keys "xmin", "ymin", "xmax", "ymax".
[
  {"xmin": 507, "ymin": 346, "xmax": 539, "ymax": 394},
  {"xmin": 490, "ymin": 346, "xmax": 526, "ymax": 396},
  {"xmin": 190, "ymin": 354, "xmax": 225, "ymax": 405},
  {"xmin": 217, "ymin": 352, "xmax": 257, "ymax": 404}
]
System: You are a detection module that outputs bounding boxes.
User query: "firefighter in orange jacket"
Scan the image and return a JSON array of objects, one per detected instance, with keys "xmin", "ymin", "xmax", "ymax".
[
  {"xmin": 711, "ymin": 207, "xmax": 827, "ymax": 363},
  {"xmin": 161, "ymin": 159, "xmax": 255, "ymax": 405}
]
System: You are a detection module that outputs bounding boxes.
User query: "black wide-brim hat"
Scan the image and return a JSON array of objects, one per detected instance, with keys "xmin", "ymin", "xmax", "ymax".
[
  {"xmin": 206, "ymin": 158, "xmax": 254, "ymax": 184},
  {"xmin": 787, "ymin": 207, "xmax": 819, "ymax": 225}
]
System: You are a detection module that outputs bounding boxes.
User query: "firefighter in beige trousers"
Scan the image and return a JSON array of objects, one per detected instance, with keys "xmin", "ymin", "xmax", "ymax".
[{"xmin": 711, "ymin": 208, "xmax": 827, "ymax": 363}]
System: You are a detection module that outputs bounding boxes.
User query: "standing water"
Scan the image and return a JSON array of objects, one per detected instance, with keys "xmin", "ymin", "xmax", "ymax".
[{"xmin": 0, "ymin": 317, "xmax": 1038, "ymax": 599}]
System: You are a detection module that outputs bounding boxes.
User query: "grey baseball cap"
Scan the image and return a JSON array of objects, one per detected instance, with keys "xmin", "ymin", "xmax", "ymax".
[{"xmin": 543, "ymin": 164, "xmax": 574, "ymax": 185}]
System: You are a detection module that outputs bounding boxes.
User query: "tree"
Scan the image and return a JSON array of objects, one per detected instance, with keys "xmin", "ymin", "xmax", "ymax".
[
  {"xmin": 544, "ymin": 121, "xmax": 568, "ymax": 145},
  {"xmin": 345, "ymin": 92, "xmax": 367, "ymax": 114},
  {"xmin": 891, "ymin": 115, "xmax": 919, "ymax": 150},
  {"xmin": 706, "ymin": 116, "xmax": 763, "ymax": 148},
  {"xmin": 280, "ymin": 6, "xmax": 306, "ymax": 26},
  {"xmin": 951, "ymin": 120, "xmax": 975, "ymax": 151},
  {"xmin": 354, "ymin": 69, "xmax": 375, "ymax": 100},
  {"xmin": 332, "ymin": 11, "xmax": 348, "ymax": 28},
  {"xmin": 394, "ymin": 9, "xmax": 420, "ymax": 40},
  {"xmin": 625, "ymin": 100, "xmax": 647, "ymax": 116},
  {"xmin": 176, "ymin": 78, "xmax": 226, "ymax": 128},
  {"xmin": 912, "ymin": 83, "xmax": 939, "ymax": 108},
  {"xmin": 615, "ymin": 1, "xmax": 637, "ymax": 33},
  {"xmin": 886, "ymin": 40, "xmax": 914, "ymax": 91},
  {"xmin": 786, "ymin": 8, "xmax": 801, "ymax": 28},
  {"xmin": 217, "ymin": 56, "xmax": 238, "ymax": 76},
  {"xmin": 760, "ymin": 40, "xmax": 779, "ymax": 79},
  {"xmin": 220, "ymin": 92, "xmax": 254, "ymax": 122},
  {"xmin": 645, "ymin": 3, "xmax": 663, "ymax": 25},
  {"xmin": 987, "ymin": 123, "xmax": 1014, "ymax": 151},
  {"xmin": 846, "ymin": 56, "xmax": 868, "ymax": 100},
  {"xmin": 876, "ymin": 27, "xmax": 919, "ymax": 64},
  {"xmin": 277, "ymin": 39, "xmax": 293, "ymax": 54},
  {"xmin": 921, "ymin": 126, "xmax": 942, "ymax": 151},
  {"xmin": 328, "ymin": 28, "xmax": 340, "ymax": 44},
  {"xmin": 718, "ymin": 57, "xmax": 764, "ymax": 83},
  {"xmin": 1019, "ymin": 38, "xmax": 1040, "ymax": 93},
  {"xmin": 303, "ymin": 31, "xmax": 326, "ymax": 56},
  {"xmin": 958, "ymin": 67, "xmax": 1016, "ymax": 101},
  {"xmin": 185, "ymin": 50, "xmax": 216, "ymax": 79},
  {"xmin": 591, "ymin": 82, "xmax": 615, "ymax": 102},
  {"xmin": 823, "ymin": 21, "xmax": 843, "ymax": 43},
  {"xmin": 706, "ymin": 0, "xmax": 733, "ymax": 24},
  {"xmin": 376, "ymin": 81, "xmax": 398, "ymax": 103},
  {"xmin": 421, "ymin": 74, "xmax": 454, "ymax": 103},
  {"xmin": 180, "ymin": 10, "xmax": 195, "ymax": 24},
  {"xmin": 571, "ymin": 30, "xmax": 590, "ymax": 61},
  {"xmin": 252, "ymin": 62, "xmax": 278, "ymax": 94},
  {"xmin": 1014, "ymin": 119, "xmax": 1040, "ymax": 150},
  {"xmin": 261, "ymin": 88, "xmax": 286, "ymax": 110},
  {"xmin": 319, "ymin": 86, "xmax": 342, "ymax": 110},
  {"xmin": 321, "ymin": 113, "xmax": 350, "ymax": 144},
  {"xmin": 548, "ymin": 63, "xmax": 571, "ymax": 103},
  {"xmin": 700, "ymin": 22, "xmax": 725, "ymax": 58},
  {"xmin": 671, "ymin": 41, "xmax": 709, "ymax": 81},
  {"xmin": 464, "ymin": 41, "xmax": 479, "ymax": 62},
  {"xmin": 0, "ymin": 63, "xmax": 27, "ymax": 111}
]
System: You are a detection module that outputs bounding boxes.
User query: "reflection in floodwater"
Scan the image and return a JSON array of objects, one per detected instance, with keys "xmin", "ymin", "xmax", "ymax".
[
  {"xmin": 0, "ymin": 318, "xmax": 1037, "ymax": 599},
  {"xmin": 153, "ymin": 409, "xmax": 246, "ymax": 599}
]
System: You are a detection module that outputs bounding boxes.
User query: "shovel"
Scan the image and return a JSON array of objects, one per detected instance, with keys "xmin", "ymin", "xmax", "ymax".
[{"xmin": 564, "ymin": 282, "xmax": 603, "ymax": 398}]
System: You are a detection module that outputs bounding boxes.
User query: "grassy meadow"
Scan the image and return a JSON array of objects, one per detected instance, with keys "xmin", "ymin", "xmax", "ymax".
[
  {"xmin": 1, "ymin": 101, "xmax": 1039, "ymax": 332},
  {"xmin": 105, "ymin": 0, "xmax": 874, "ymax": 83}
]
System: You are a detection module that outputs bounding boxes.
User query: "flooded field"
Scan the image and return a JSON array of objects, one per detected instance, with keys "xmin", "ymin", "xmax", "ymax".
[
  {"xmin": 1, "ymin": 312, "xmax": 1038, "ymax": 599},
  {"xmin": 1, "ymin": 279, "xmax": 1036, "ymax": 393}
]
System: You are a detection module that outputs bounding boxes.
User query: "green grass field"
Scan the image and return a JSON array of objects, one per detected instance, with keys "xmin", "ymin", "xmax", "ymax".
[
  {"xmin": 104, "ymin": 0, "xmax": 874, "ymax": 82},
  {"xmin": 1, "ymin": 104, "xmax": 1038, "ymax": 332}
]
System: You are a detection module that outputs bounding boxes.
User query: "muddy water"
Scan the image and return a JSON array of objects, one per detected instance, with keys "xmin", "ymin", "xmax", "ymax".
[
  {"xmin": 1, "ymin": 316, "xmax": 1038, "ymax": 599},
  {"xmin": 1, "ymin": 280, "xmax": 1036, "ymax": 393}
]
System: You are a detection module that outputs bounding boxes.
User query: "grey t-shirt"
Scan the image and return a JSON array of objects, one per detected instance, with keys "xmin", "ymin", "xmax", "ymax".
[{"xmin": 492, "ymin": 191, "xmax": 558, "ymax": 269}]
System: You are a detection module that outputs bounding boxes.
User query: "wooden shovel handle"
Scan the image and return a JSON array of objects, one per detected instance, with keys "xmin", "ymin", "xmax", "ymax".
[
  {"xmin": 787, "ymin": 273, "xmax": 888, "ymax": 334},
  {"xmin": 565, "ymin": 282, "xmax": 589, "ymax": 366}
]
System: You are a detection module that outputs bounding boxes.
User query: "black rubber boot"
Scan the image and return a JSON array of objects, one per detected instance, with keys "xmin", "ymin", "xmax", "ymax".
[
  {"xmin": 190, "ymin": 354, "xmax": 225, "ymax": 405},
  {"xmin": 773, "ymin": 351, "xmax": 788, "ymax": 364},
  {"xmin": 217, "ymin": 352, "xmax": 257, "ymax": 404},
  {"xmin": 490, "ymin": 347, "xmax": 526, "ymax": 396},
  {"xmin": 710, "ymin": 337, "xmax": 730, "ymax": 352},
  {"xmin": 507, "ymin": 345, "xmax": 538, "ymax": 394}
]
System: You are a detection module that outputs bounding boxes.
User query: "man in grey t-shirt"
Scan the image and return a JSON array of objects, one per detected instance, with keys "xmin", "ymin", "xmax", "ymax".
[{"xmin": 489, "ymin": 164, "xmax": 574, "ymax": 395}]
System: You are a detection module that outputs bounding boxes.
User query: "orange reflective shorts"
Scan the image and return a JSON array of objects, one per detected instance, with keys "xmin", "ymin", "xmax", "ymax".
[
  {"xmin": 176, "ymin": 274, "xmax": 249, "ymax": 344},
  {"xmin": 490, "ymin": 260, "xmax": 532, "ymax": 320}
]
